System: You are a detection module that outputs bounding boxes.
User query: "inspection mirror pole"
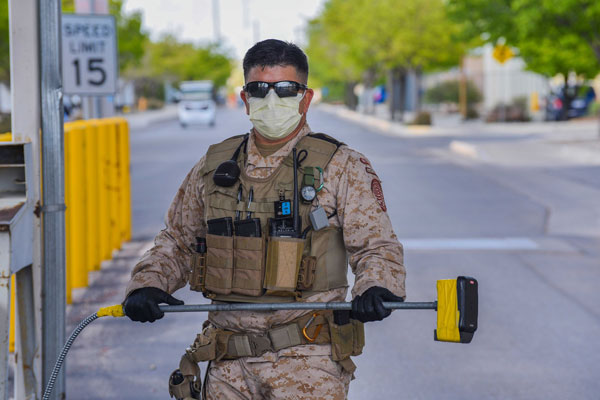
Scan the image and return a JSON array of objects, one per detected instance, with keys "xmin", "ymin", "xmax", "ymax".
[{"xmin": 39, "ymin": 0, "xmax": 66, "ymax": 399}]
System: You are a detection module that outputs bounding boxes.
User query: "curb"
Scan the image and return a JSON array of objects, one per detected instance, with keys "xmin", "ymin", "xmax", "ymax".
[
  {"xmin": 123, "ymin": 105, "xmax": 178, "ymax": 130},
  {"xmin": 317, "ymin": 103, "xmax": 435, "ymax": 137}
]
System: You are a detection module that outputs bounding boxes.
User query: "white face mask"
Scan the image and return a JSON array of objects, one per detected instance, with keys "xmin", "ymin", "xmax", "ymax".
[{"xmin": 248, "ymin": 89, "xmax": 305, "ymax": 139}]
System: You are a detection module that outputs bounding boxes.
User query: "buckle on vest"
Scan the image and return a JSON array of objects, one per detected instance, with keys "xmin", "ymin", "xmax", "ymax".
[
  {"xmin": 249, "ymin": 334, "xmax": 273, "ymax": 356},
  {"xmin": 230, "ymin": 333, "xmax": 273, "ymax": 357}
]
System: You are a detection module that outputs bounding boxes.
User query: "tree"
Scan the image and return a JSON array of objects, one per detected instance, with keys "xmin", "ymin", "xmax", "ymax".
[
  {"xmin": 306, "ymin": 0, "xmax": 466, "ymax": 117},
  {"xmin": 305, "ymin": 15, "xmax": 365, "ymax": 107},
  {"xmin": 446, "ymin": 0, "xmax": 600, "ymax": 119},
  {"xmin": 135, "ymin": 33, "xmax": 233, "ymax": 88}
]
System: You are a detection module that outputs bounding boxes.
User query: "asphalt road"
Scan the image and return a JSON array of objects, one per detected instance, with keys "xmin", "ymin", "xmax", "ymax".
[{"xmin": 66, "ymin": 105, "xmax": 600, "ymax": 399}]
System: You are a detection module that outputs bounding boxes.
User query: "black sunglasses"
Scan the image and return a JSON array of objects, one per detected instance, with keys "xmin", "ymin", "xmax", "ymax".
[{"xmin": 243, "ymin": 81, "xmax": 308, "ymax": 98}]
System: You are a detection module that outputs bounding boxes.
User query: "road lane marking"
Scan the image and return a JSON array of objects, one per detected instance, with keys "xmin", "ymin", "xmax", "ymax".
[{"xmin": 401, "ymin": 237, "xmax": 539, "ymax": 250}]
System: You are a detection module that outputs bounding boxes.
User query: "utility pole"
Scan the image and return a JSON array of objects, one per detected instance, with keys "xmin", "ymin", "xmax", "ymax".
[
  {"xmin": 242, "ymin": 0, "xmax": 250, "ymax": 28},
  {"xmin": 253, "ymin": 20, "xmax": 260, "ymax": 44},
  {"xmin": 213, "ymin": 0, "xmax": 221, "ymax": 42},
  {"xmin": 39, "ymin": 0, "xmax": 66, "ymax": 399},
  {"xmin": 459, "ymin": 57, "xmax": 468, "ymax": 120}
]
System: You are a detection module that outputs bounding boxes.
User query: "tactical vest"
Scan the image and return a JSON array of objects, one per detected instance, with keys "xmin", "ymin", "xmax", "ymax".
[{"xmin": 189, "ymin": 133, "xmax": 349, "ymax": 303}]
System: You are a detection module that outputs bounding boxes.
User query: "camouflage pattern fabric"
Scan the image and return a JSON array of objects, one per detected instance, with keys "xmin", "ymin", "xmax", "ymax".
[
  {"xmin": 204, "ymin": 348, "xmax": 352, "ymax": 400},
  {"xmin": 125, "ymin": 122, "xmax": 406, "ymax": 360}
]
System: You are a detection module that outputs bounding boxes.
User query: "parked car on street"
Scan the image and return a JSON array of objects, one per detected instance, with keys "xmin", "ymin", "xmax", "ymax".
[
  {"xmin": 545, "ymin": 85, "xmax": 596, "ymax": 121},
  {"xmin": 178, "ymin": 80, "xmax": 216, "ymax": 127}
]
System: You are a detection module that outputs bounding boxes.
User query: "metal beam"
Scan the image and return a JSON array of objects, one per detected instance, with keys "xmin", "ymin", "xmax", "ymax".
[
  {"xmin": 8, "ymin": 0, "xmax": 43, "ymax": 398},
  {"xmin": 39, "ymin": 0, "xmax": 66, "ymax": 399}
]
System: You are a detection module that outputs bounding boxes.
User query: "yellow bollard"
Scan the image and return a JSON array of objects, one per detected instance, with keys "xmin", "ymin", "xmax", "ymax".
[
  {"xmin": 106, "ymin": 121, "xmax": 121, "ymax": 252},
  {"xmin": 117, "ymin": 118, "xmax": 132, "ymax": 242},
  {"xmin": 9, "ymin": 275, "xmax": 15, "ymax": 352},
  {"xmin": 113, "ymin": 118, "xmax": 132, "ymax": 244},
  {"xmin": 97, "ymin": 119, "xmax": 112, "ymax": 261},
  {"xmin": 65, "ymin": 123, "xmax": 89, "ymax": 289},
  {"xmin": 64, "ymin": 124, "xmax": 74, "ymax": 303},
  {"xmin": 84, "ymin": 121, "xmax": 101, "ymax": 271}
]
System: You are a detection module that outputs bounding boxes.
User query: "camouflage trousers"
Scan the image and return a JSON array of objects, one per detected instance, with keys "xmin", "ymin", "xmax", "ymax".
[{"xmin": 204, "ymin": 355, "xmax": 353, "ymax": 400}]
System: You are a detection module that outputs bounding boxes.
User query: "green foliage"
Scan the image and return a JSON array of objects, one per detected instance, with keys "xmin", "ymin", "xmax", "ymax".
[
  {"xmin": 587, "ymin": 100, "xmax": 600, "ymax": 117},
  {"xmin": 109, "ymin": 0, "xmax": 148, "ymax": 72},
  {"xmin": 135, "ymin": 34, "xmax": 233, "ymax": 88},
  {"xmin": 446, "ymin": 0, "xmax": 600, "ymax": 78},
  {"xmin": 62, "ymin": 0, "xmax": 75, "ymax": 13},
  {"xmin": 0, "ymin": 0, "xmax": 10, "ymax": 82},
  {"xmin": 306, "ymin": 0, "xmax": 467, "ymax": 104},
  {"xmin": 0, "ymin": 113, "xmax": 10, "ymax": 132},
  {"xmin": 410, "ymin": 111, "xmax": 432, "ymax": 125},
  {"xmin": 424, "ymin": 80, "xmax": 482, "ymax": 105}
]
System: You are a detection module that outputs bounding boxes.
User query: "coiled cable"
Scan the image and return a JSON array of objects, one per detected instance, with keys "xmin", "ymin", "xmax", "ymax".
[
  {"xmin": 42, "ymin": 312, "xmax": 99, "ymax": 400},
  {"xmin": 42, "ymin": 305, "xmax": 125, "ymax": 400}
]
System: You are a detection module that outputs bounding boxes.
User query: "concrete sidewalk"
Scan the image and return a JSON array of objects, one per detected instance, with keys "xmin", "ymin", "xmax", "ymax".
[
  {"xmin": 120, "ymin": 104, "xmax": 178, "ymax": 130},
  {"xmin": 317, "ymin": 103, "xmax": 600, "ymax": 166}
]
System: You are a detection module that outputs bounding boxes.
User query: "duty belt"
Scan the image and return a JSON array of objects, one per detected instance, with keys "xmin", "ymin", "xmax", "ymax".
[{"xmin": 186, "ymin": 312, "xmax": 331, "ymax": 362}]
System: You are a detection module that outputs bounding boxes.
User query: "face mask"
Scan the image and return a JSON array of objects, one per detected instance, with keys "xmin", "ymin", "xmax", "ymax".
[{"xmin": 248, "ymin": 89, "xmax": 305, "ymax": 139}]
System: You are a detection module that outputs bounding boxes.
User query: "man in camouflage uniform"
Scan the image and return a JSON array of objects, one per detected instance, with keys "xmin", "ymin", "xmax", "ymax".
[{"xmin": 123, "ymin": 39, "xmax": 405, "ymax": 399}]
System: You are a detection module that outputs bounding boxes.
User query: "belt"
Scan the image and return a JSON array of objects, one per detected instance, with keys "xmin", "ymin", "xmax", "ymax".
[
  {"xmin": 186, "ymin": 312, "xmax": 331, "ymax": 362},
  {"xmin": 226, "ymin": 312, "xmax": 330, "ymax": 358}
]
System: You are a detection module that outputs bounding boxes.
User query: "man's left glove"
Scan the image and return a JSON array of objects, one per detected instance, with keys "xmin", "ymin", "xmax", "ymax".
[
  {"xmin": 351, "ymin": 286, "xmax": 404, "ymax": 323},
  {"xmin": 123, "ymin": 287, "xmax": 184, "ymax": 323}
]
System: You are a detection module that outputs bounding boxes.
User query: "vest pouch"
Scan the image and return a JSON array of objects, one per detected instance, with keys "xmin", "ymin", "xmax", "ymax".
[
  {"xmin": 264, "ymin": 237, "xmax": 304, "ymax": 296},
  {"xmin": 328, "ymin": 318, "xmax": 365, "ymax": 361},
  {"xmin": 297, "ymin": 256, "xmax": 317, "ymax": 290},
  {"xmin": 204, "ymin": 234, "xmax": 234, "ymax": 295},
  {"xmin": 189, "ymin": 253, "xmax": 206, "ymax": 292},
  {"xmin": 232, "ymin": 235, "xmax": 266, "ymax": 296}
]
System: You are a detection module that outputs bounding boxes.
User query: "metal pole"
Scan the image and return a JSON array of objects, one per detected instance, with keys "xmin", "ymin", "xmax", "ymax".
[
  {"xmin": 159, "ymin": 302, "xmax": 437, "ymax": 313},
  {"xmin": 39, "ymin": 0, "xmax": 66, "ymax": 399},
  {"xmin": 212, "ymin": 0, "xmax": 220, "ymax": 41}
]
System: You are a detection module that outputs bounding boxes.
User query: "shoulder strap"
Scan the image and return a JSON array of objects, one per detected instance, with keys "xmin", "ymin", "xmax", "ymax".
[
  {"xmin": 307, "ymin": 132, "xmax": 344, "ymax": 148},
  {"xmin": 202, "ymin": 134, "xmax": 248, "ymax": 173}
]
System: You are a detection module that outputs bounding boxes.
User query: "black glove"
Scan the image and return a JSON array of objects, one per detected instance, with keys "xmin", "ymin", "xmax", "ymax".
[
  {"xmin": 351, "ymin": 286, "xmax": 404, "ymax": 323},
  {"xmin": 123, "ymin": 287, "xmax": 184, "ymax": 323}
]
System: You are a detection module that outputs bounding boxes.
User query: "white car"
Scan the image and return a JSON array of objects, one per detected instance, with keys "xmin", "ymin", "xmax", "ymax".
[
  {"xmin": 177, "ymin": 81, "xmax": 216, "ymax": 127},
  {"xmin": 178, "ymin": 98, "xmax": 216, "ymax": 127}
]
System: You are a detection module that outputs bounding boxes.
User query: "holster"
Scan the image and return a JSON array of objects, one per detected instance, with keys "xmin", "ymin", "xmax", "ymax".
[{"xmin": 168, "ymin": 354, "xmax": 202, "ymax": 400}]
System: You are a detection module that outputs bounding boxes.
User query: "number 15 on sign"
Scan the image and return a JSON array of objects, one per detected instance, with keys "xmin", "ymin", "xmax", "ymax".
[{"xmin": 61, "ymin": 14, "xmax": 118, "ymax": 95}]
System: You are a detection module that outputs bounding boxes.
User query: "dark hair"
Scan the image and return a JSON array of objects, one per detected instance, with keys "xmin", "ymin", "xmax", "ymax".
[{"xmin": 243, "ymin": 39, "xmax": 309, "ymax": 83}]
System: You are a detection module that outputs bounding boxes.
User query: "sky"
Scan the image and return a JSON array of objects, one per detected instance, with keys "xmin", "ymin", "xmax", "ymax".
[{"xmin": 123, "ymin": 0, "xmax": 326, "ymax": 60}]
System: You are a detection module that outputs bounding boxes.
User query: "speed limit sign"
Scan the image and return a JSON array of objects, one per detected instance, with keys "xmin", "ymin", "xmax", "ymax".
[{"xmin": 61, "ymin": 14, "xmax": 117, "ymax": 95}]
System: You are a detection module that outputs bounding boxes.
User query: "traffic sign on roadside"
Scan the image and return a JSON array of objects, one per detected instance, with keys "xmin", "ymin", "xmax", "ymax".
[
  {"xmin": 493, "ymin": 44, "xmax": 514, "ymax": 64},
  {"xmin": 61, "ymin": 14, "xmax": 117, "ymax": 95}
]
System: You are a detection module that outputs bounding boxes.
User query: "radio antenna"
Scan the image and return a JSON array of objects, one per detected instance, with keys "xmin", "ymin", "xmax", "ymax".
[{"xmin": 292, "ymin": 148, "xmax": 301, "ymax": 237}]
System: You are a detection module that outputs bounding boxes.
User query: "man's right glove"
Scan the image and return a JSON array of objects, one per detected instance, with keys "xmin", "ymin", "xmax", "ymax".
[
  {"xmin": 123, "ymin": 287, "xmax": 184, "ymax": 323},
  {"xmin": 350, "ymin": 286, "xmax": 404, "ymax": 323}
]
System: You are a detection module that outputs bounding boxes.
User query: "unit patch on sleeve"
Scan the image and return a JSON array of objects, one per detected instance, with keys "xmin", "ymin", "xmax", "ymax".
[{"xmin": 370, "ymin": 178, "xmax": 387, "ymax": 212}]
